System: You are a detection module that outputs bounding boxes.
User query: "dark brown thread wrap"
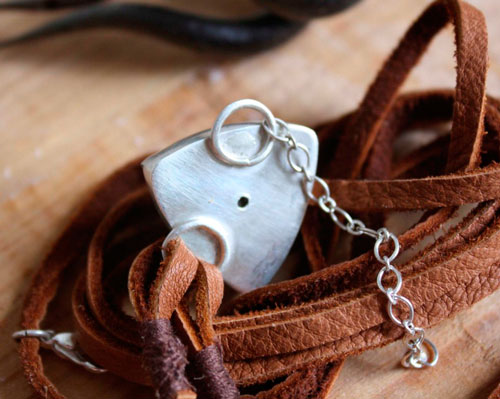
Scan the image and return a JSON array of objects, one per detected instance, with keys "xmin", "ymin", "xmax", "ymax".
[
  {"xmin": 140, "ymin": 318, "xmax": 195, "ymax": 399},
  {"xmin": 189, "ymin": 343, "xmax": 240, "ymax": 399}
]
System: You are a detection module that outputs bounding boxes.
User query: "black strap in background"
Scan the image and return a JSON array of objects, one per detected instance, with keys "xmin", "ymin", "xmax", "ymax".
[{"xmin": 0, "ymin": 0, "xmax": 361, "ymax": 53}]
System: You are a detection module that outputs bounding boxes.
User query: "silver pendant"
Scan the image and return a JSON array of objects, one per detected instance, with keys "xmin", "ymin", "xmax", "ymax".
[{"xmin": 142, "ymin": 100, "xmax": 318, "ymax": 292}]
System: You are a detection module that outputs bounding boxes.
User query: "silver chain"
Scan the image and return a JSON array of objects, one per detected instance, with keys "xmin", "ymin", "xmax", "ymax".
[{"xmin": 263, "ymin": 117, "xmax": 438, "ymax": 369}]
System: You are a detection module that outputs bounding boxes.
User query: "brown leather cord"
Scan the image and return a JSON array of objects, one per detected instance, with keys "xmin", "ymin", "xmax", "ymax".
[
  {"xmin": 323, "ymin": 0, "xmax": 487, "ymax": 265},
  {"xmin": 325, "ymin": 163, "xmax": 500, "ymax": 211},
  {"xmin": 320, "ymin": 93, "xmax": 500, "ymax": 212},
  {"xmin": 14, "ymin": 0, "xmax": 500, "ymax": 398},
  {"xmin": 17, "ymin": 159, "xmax": 147, "ymax": 399},
  {"xmin": 329, "ymin": 0, "xmax": 487, "ymax": 179},
  {"xmin": 306, "ymin": 0, "xmax": 486, "ymax": 273}
]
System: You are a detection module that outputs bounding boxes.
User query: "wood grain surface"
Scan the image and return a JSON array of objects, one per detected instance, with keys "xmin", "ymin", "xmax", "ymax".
[{"xmin": 1, "ymin": 0, "xmax": 500, "ymax": 398}]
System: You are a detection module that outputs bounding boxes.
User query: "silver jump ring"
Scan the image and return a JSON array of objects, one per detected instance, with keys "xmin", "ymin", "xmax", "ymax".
[
  {"xmin": 304, "ymin": 176, "xmax": 331, "ymax": 203},
  {"xmin": 318, "ymin": 196, "xmax": 337, "ymax": 213},
  {"xmin": 347, "ymin": 219, "xmax": 366, "ymax": 236},
  {"xmin": 374, "ymin": 231, "xmax": 400, "ymax": 263},
  {"xmin": 12, "ymin": 329, "xmax": 54, "ymax": 343},
  {"xmin": 356, "ymin": 226, "xmax": 379, "ymax": 239},
  {"xmin": 302, "ymin": 168, "xmax": 314, "ymax": 183},
  {"xmin": 377, "ymin": 264, "xmax": 403, "ymax": 295},
  {"xmin": 387, "ymin": 294, "xmax": 415, "ymax": 327},
  {"xmin": 330, "ymin": 207, "xmax": 354, "ymax": 231},
  {"xmin": 286, "ymin": 133, "xmax": 298, "ymax": 149},
  {"xmin": 406, "ymin": 326, "xmax": 425, "ymax": 346},
  {"xmin": 262, "ymin": 118, "xmax": 291, "ymax": 143},
  {"xmin": 287, "ymin": 143, "xmax": 311, "ymax": 173},
  {"xmin": 211, "ymin": 99, "xmax": 276, "ymax": 166}
]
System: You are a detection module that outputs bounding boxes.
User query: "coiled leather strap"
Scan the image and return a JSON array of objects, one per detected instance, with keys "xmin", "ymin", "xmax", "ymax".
[{"xmin": 15, "ymin": 0, "xmax": 500, "ymax": 398}]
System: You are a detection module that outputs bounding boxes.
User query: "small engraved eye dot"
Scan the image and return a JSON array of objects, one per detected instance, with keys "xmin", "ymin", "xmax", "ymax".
[{"xmin": 237, "ymin": 196, "xmax": 250, "ymax": 209}]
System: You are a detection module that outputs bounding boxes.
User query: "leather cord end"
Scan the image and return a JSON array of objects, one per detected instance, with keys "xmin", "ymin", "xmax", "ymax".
[
  {"xmin": 189, "ymin": 343, "xmax": 240, "ymax": 399},
  {"xmin": 140, "ymin": 318, "xmax": 195, "ymax": 399}
]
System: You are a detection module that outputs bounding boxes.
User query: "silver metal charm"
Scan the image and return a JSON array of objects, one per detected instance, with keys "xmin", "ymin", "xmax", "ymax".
[
  {"xmin": 143, "ymin": 99, "xmax": 318, "ymax": 292},
  {"xmin": 12, "ymin": 329, "xmax": 106, "ymax": 373}
]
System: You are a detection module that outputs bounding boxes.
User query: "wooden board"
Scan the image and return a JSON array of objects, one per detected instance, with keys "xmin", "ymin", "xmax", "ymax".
[{"xmin": 1, "ymin": 0, "xmax": 500, "ymax": 398}]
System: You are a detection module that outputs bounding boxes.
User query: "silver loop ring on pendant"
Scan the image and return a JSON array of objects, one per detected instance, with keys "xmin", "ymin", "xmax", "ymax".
[
  {"xmin": 210, "ymin": 99, "xmax": 276, "ymax": 166},
  {"xmin": 162, "ymin": 217, "xmax": 230, "ymax": 270}
]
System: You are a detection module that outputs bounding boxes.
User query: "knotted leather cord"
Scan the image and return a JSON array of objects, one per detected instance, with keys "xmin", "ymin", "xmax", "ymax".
[{"xmin": 15, "ymin": 0, "xmax": 500, "ymax": 398}]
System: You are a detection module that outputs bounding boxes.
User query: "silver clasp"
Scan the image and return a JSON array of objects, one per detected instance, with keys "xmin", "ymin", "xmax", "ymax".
[
  {"xmin": 401, "ymin": 336, "xmax": 439, "ymax": 369},
  {"xmin": 12, "ymin": 329, "xmax": 107, "ymax": 374}
]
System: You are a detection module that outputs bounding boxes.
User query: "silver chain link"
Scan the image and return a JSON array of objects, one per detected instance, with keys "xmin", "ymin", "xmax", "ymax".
[{"xmin": 262, "ymin": 117, "xmax": 438, "ymax": 369}]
